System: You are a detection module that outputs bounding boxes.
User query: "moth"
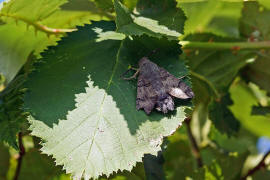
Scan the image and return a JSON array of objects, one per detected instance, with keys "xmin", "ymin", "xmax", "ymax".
[{"xmin": 123, "ymin": 57, "xmax": 194, "ymax": 114}]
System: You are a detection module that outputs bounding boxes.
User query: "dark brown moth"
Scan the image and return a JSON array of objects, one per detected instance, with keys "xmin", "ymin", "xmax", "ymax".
[{"xmin": 124, "ymin": 57, "xmax": 194, "ymax": 114}]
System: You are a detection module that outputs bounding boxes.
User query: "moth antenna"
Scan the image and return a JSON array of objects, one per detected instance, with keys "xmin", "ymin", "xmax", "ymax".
[{"xmin": 178, "ymin": 74, "xmax": 187, "ymax": 80}]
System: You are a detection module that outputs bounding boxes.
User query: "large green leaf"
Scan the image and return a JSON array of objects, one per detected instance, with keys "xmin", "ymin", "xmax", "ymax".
[
  {"xmin": 164, "ymin": 125, "xmax": 249, "ymax": 179},
  {"xmin": 240, "ymin": 1, "xmax": 270, "ymax": 95},
  {"xmin": 230, "ymin": 80, "xmax": 270, "ymax": 137},
  {"xmin": 258, "ymin": 0, "xmax": 270, "ymax": 9},
  {"xmin": 252, "ymin": 170, "xmax": 270, "ymax": 180},
  {"xmin": 0, "ymin": 0, "xmax": 110, "ymax": 83},
  {"xmin": 114, "ymin": 0, "xmax": 185, "ymax": 39},
  {"xmin": 182, "ymin": 34, "xmax": 254, "ymax": 96},
  {"xmin": 245, "ymin": 54, "xmax": 270, "ymax": 95},
  {"xmin": 0, "ymin": 75, "xmax": 27, "ymax": 149},
  {"xmin": 208, "ymin": 127, "xmax": 252, "ymax": 154},
  {"xmin": 19, "ymin": 148, "xmax": 70, "ymax": 180},
  {"xmin": 182, "ymin": 35, "xmax": 255, "ymax": 135},
  {"xmin": 208, "ymin": 94, "xmax": 240, "ymax": 135},
  {"xmin": 143, "ymin": 153, "xmax": 165, "ymax": 180},
  {"xmin": 177, "ymin": 0, "xmax": 243, "ymax": 38},
  {"xmin": 163, "ymin": 127, "xmax": 197, "ymax": 179},
  {"xmin": 193, "ymin": 147, "xmax": 248, "ymax": 180},
  {"xmin": 24, "ymin": 21, "xmax": 191, "ymax": 179}
]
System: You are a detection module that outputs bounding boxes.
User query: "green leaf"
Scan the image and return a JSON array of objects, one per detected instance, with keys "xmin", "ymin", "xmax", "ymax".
[
  {"xmin": 135, "ymin": 0, "xmax": 186, "ymax": 35},
  {"xmin": 24, "ymin": 21, "xmax": 191, "ymax": 179},
  {"xmin": 209, "ymin": 126, "xmax": 251, "ymax": 154},
  {"xmin": 258, "ymin": 0, "xmax": 270, "ymax": 9},
  {"xmin": 93, "ymin": 0, "xmax": 114, "ymax": 11},
  {"xmin": 0, "ymin": 74, "xmax": 5, "ymax": 91},
  {"xmin": 0, "ymin": 0, "xmax": 110, "ymax": 83},
  {"xmin": 0, "ymin": 0, "xmax": 7, "ymax": 11},
  {"xmin": 164, "ymin": 127, "xmax": 249, "ymax": 180},
  {"xmin": 114, "ymin": 0, "xmax": 185, "ymax": 39},
  {"xmin": 230, "ymin": 80, "xmax": 270, "ymax": 137},
  {"xmin": 199, "ymin": 147, "xmax": 248, "ymax": 180},
  {"xmin": 244, "ymin": 51, "xmax": 270, "ymax": 95},
  {"xmin": 240, "ymin": 1, "xmax": 270, "ymax": 94},
  {"xmin": 19, "ymin": 148, "xmax": 70, "ymax": 180},
  {"xmin": 99, "ymin": 163, "xmax": 145, "ymax": 180},
  {"xmin": 252, "ymin": 106, "xmax": 270, "ymax": 116},
  {"xmin": 252, "ymin": 170, "xmax": 270, "ymax": 180},
  {"xmin": 0, "ymin": 75, "xmax": 27, "ymax": 149},
  {"xmin": 209, "ymin": 94, "xmax": 240, "ymax": 135},
  {"xmin": 182, "ymin": 35, "xmax": 255, "ymax": 135},
  {"xmin": 240, "ymin": 1, "xmax": 270, "ymax": 40},
  {"xmin": 177, "ymin": 0, "xmax": 243, "ymax": 37},
  {"xmin": 123, "ymin": 0, "xmax": 138, "ymax": 10},
  {"xmin": 143, "ymin": 153, "xmax": 165, "ymax": 180},
  {"xmin": 0, "ymin": 51, "xmax": 36, "ymax": 149},
  {"xmin": 163, "ymin": 127, "xmax": 196, "ymax": 179},
  {"xmin": 191, "ymin": 160, "xmax": 224, "ymax": 180},
  {"xmin": 0, "ymin": 143, "xmax": 10, "ymax": 180},
  {"xmin": 183, "ymin": 35, "xmax": 255, "ymax": 96}
]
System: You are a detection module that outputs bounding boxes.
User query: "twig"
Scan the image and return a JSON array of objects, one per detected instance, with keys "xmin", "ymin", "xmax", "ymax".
[
  {"xmin": 0, "ymin": 13, "xmax": 76, "ymax": 35},
  {"xmin": 241, "ymin": 151, "xmax": 270, "ymax": 180},
  {"xmin": 13, "ymin": 132, "xmax": 25, "ymax": 180},
  {"xmin": 185, "ymin": 117, "xmax": 203, "ymax": 168},
  {"xmin": 181, "ymin": 41, "xmax": 270, "ymax": 50}
]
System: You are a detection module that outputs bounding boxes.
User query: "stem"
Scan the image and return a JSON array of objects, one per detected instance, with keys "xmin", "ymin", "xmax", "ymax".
[
  {"xmin": 185, "ymin": 117, "xmax": 203, "ymax": 168},
  {"xmin": 241, "ymin": 151, "xmax": 270, "ymax": 180},
  {"xmin": 13, "ymin": 132, "xmax": 25, "ymax": 180},
  {"xmin": 181, "ymin": 41, "xmax": 270, "ymax": 50},
  {"xmin": 0, "ymin": 13, "xmax": 76, "ymax": 35}
]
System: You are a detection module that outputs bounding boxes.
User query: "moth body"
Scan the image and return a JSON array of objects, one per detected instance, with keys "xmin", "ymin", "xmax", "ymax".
[{"xmin": 135, "ymin": 57, "xmax": 194, "ymax": 114}]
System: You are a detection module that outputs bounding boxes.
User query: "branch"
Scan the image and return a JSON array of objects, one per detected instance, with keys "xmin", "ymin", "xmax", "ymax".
[
  {"xmin": 181, "ymin": 41, "xmax": 270, "ymax": 50},
  {"xmin": 13, "ymin": 132, "xmax": 25, "ymax": 180},
  {"xmin": 185, "ymin": 117, "xmax": 203, "ymax": 168},
  {"xmin": 241, "ymin": 151, "xmax": 270, "ymax": 180},
  {"xmin": 0, "ymin": 13, "xmax": 76, "ymax": 35}
]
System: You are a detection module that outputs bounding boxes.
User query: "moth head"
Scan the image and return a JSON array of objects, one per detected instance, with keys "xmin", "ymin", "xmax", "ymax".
[{"xmin": 139, "ymin": 57, "xmax": 151, "ymax": 67}]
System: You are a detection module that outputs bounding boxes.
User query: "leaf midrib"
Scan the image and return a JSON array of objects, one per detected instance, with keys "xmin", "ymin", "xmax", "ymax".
[{"xmin": 82, "ymin": 40, "xmax": 124, "ymax": 176}]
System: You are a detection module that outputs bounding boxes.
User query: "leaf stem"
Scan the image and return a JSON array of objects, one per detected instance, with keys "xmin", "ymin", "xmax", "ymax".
[
  {"xmin": 13, "ymin": 132, "xmax": 25, "ymax": 180},
  {"xmin": 185, "ymin": 117, "xmax": 203, "ymax": 168},
  {"xmin": 0, "ymin": 13, "xmax": 76, "ymax": 35},
  {"xmin": 181, "ymin": 41, "xmax": 270, "ymax": 50},
  {"xmin": 241, "ymin": 151, "xmax": 270, "ymax": 180}
]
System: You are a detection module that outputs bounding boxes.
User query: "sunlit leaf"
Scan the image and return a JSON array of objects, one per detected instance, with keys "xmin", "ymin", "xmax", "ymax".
[
  {"xmin": 230, "ymin": 80, "xmax": 270, "ymax": 137},
  {"xmin": 177, "ymin": 0, "xmax": 243, "ymax": 37},
  {"xmin": 0, "ymin": 0, "xmax": 110, "ymax": 83},
  {"xmin": 114, "ymin": 0, "xmax": 185, "ymax": 39}
]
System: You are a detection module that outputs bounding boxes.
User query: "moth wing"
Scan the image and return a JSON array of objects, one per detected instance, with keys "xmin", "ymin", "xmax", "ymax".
[
  {"xmin": 136, "ymin": 74, "xmax": 157, "ymax": 114},
  {"xmin": 158, "ymin": 67, "xmax": 194, "ymax": 99}
]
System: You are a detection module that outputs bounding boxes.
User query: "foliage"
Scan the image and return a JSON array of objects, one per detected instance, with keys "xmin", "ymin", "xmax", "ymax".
[
  {"xmin": 0, "ymin": 0, "xmax": 270, "ymax": 179},
  {"xmin": 24, "ymin": 21, "xmax": 189, "ymax": 179},
  {"xmin": 177, "ymin": 0, "xmax": 243, "ymax": 38}
]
